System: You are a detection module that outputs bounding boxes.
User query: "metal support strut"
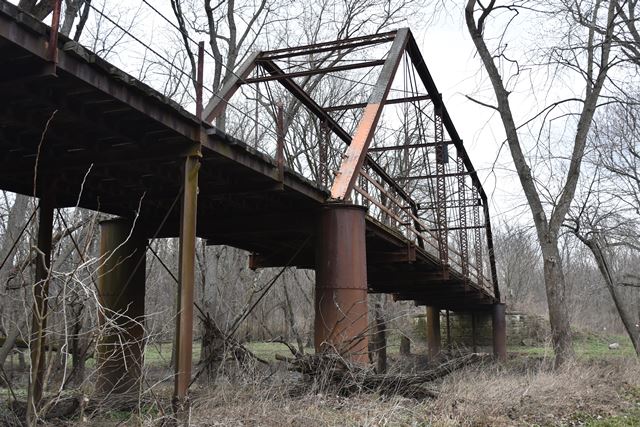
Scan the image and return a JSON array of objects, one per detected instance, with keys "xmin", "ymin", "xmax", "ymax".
[
  {"xmin": 174, "ymin": 42, "xmax": 204, "ymax": 419},
  {"xmin": 457, "ymin": 152, "xmax": 469, "ymax": 283},
  {"xmin": 276, "ymin": 102, "xmax": 285, "ymax": 183},
  {"xmin": 472, "ymin": 185, "xmax": 483, "ymax": 283},
  {"xmin": 47, "ymin": 0, "xmax": 62, "ymax": 65},
  {"xmin": 435, "ymin": 108, "xmax": 448, "ymax": 275},
  {"xmin": 173, "ymin": 154, "xmax": 201, "ymax": 420}
]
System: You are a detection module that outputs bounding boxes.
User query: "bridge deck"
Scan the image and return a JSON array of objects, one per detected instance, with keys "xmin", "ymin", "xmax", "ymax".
[{"xmin": 0, "ymin": 1, "xmax": 495, "ymax": 310}]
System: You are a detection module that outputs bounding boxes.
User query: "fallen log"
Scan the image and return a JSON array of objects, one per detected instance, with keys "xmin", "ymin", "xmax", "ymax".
[{"xmin": 276, "ymin": 352, "xmax": 486, "ymax": 399}]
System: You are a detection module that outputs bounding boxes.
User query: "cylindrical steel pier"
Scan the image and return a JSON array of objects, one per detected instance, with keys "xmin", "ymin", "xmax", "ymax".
[
  {"xmin": 492, "ymin": 303, "xmax": 507, "ymax": 361},
  {"xmin": 315, "ymin": 203, "xmax": 369, "ymax": 363},
  {"xmin": 95, "ymin": 218, "xmax": 146, "ymax": 397},
  {"xmin": 426, "ymin": 306, "xmax": 441, "ymax": 359}
]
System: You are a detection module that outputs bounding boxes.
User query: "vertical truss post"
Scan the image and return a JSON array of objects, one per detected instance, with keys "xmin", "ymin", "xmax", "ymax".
[
  {"xmin": 47, "ymin": 0, "xmax": 62, "ymax": 64},
  {"xmin": 276, "ymin": 102, "xmax": 285, "ymax": 183},
  {"xmin": 173, "ymin": 153, "xmax": 201, "ymax": 421},
  {"xmin": 195, "ymin": 41, "xmax": 205, "ymax": 120},
  {"xmin": 457, "ymin": 152, "xmax": 469, "ymax": 283},
  {"xmin": 380, "ymin": 182, "xmax": 389, "ymax": 225},
  {"xmin": 27, "ymin": 191, "xmax": 54, "ymax": 423},
  {"xmin": 319, "ymin": 121, "xmax": 329, "ymax": 188},
  {"xmin": 357, "ymin": 173, "xmax": 366, "ymax": 207},
  {"xmin": 434, "ymin": 107, "xmax": 448, "ymax": 274},
  {"xmin": 254, "ymin": 85, "xmax": 260, "ymax": 148},
  {"xmin": 472, "ymin": 185, "xmax": 483, "ymax": 286},
  {"xmin": 360, "ymin": 167, "xmax": 370, "ymax": 210}
]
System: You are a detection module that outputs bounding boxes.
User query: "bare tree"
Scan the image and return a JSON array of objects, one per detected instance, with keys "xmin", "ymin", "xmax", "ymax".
[
  {"xmin": 18, "ymin": 0, "xmax": 91, "ymax": 39},
  {"xmin": 17, "ymin": 0, "xmax": 56, "ymax": 20},
  {"xmin": 493, "ymin": 223, "xmax": 544, "ymax": 309},
  {"xmin": 464, "ymin": 0, "xmax": 618, "ymax": 366},
  {"xmin": 567, "ymin": 98, "xmax": 640, "ymax": 354}
]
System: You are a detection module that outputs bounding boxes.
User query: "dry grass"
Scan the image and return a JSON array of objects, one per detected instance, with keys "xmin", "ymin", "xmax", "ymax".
[
  {"xmin": 432, "ymin": 358, "xmax": 640, "ymax": 426},
  {"xmin": 6, "ymin": 353, "xmax": 638, "ymax": 425},
  {"xmin": 179, "ymin": 357, "xmax": 640, "ymax": 426}
]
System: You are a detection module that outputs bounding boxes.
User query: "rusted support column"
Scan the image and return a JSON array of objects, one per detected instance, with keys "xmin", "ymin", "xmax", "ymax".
[
  {"xmin": 26, "ymin": 193, "xmax": 54, "ymax": 422},
  {"xmin": 315, "ymin": 203, "xmax": 368, "ymax": 363},
  {"xmin": 471, "ymin": 312, "xmax": 478, "ymax": 352},
  {"xmin": 95, "ymin": 218, "xmax": 146, "ymax": 397},
  {"xmin": 276, "ymin": 102, "xmax": 285, "ymax": 183},
  {"xmin": 173, "ymin": 154, "xmax": 200, "ymax": 418},
  {"xmin": 48, "ymin": 0, "xmax": 62, "ymax": 64},
  {"xmin": 446, "ymin": 309, "xmax": 451, "ymax": 349},
  {"xmin": 319, "ymin": 121, "xmax": 329, "ymax": 188},
  {"xmin": 195, "ymin": 42, "xmax": 204, "ymax": 120},
  {"xmin": 492, "ymin": 303, "xmax": 507, "ymax": 361},
  {"xmin": 426, "ymin": 306, "xmax": 441, "ymax": 360}
]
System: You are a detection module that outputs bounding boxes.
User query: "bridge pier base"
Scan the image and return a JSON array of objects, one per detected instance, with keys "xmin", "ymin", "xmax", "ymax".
[
  {"xmin": 426, "ymin": 306, "xmax": 441, "ymax": 360},
  {"xmin": 492, "ymin": 303, "xmax": 507, "ymax": 361},
  {"xmin": 315, "ymin": 203, "xmax": 368, "ymax": 363},
  {"xmin": 95, "ymin": 218, "xmax": 147, "ymax": 398}
]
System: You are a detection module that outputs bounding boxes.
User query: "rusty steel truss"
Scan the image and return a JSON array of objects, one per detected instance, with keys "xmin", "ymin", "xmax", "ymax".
[{"xmin": 203, "ymin": 28, "xmax": 500, "ymax": 299}]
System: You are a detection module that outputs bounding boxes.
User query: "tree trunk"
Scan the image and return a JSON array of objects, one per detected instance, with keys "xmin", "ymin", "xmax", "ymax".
[
  {"xmin": 373, "ymin": 303, "xmax": 387, "ymax": 374},
  {"xmin": 200, "ymin": 312, "xmax": 224, "ymax": 384},
  {"xmin": 465, "ymin": 0, "xmax": 616, "ymax": 367},
  {"xmin": 586, "ymin": 237, "xmax": 640, "ymax": 355},
  {"xmin": 283, "ymin": 282, "xmax": 304, "ymax": 355},
  {"xmin": 18, "ymin": 0, "xmax": 54, "ymax": 21},
  {"xmin": 399, "ymin": 334, "xmax": 411, "ymax": 356},
  {"xmin": 18, "ymin": 350, "xmax": 26, "ymax": 370},
  {"xmin": 541, "ymin": 241, "xmax": 575, "ymax": 365},
  {"xmin": 68, "ymin": 302, "xmax": 86, "ymax": 387},
  {"xmin": 0, "ymin": 326, "xmax": 20, "ymax": 368},
  {"xmin": 60, "ymin": 1, "xmax": 80, "ymax": 36}
]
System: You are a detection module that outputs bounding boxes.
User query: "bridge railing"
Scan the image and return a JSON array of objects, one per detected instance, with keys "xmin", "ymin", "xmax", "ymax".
[{"xmin": 353, "ymin": 158, "xmax": 493, "ymax": 295}]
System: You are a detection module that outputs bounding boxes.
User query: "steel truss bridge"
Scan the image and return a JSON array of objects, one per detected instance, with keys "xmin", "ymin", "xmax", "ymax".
[{"xmin": 0, "ymin": 0, "xmax": 505, "ymax": 418}]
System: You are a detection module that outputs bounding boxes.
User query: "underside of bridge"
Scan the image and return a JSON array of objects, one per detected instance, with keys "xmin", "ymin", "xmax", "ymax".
[{"xmin": 0, "ymin": 0, "xmax": 505, "ymax": 420}]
